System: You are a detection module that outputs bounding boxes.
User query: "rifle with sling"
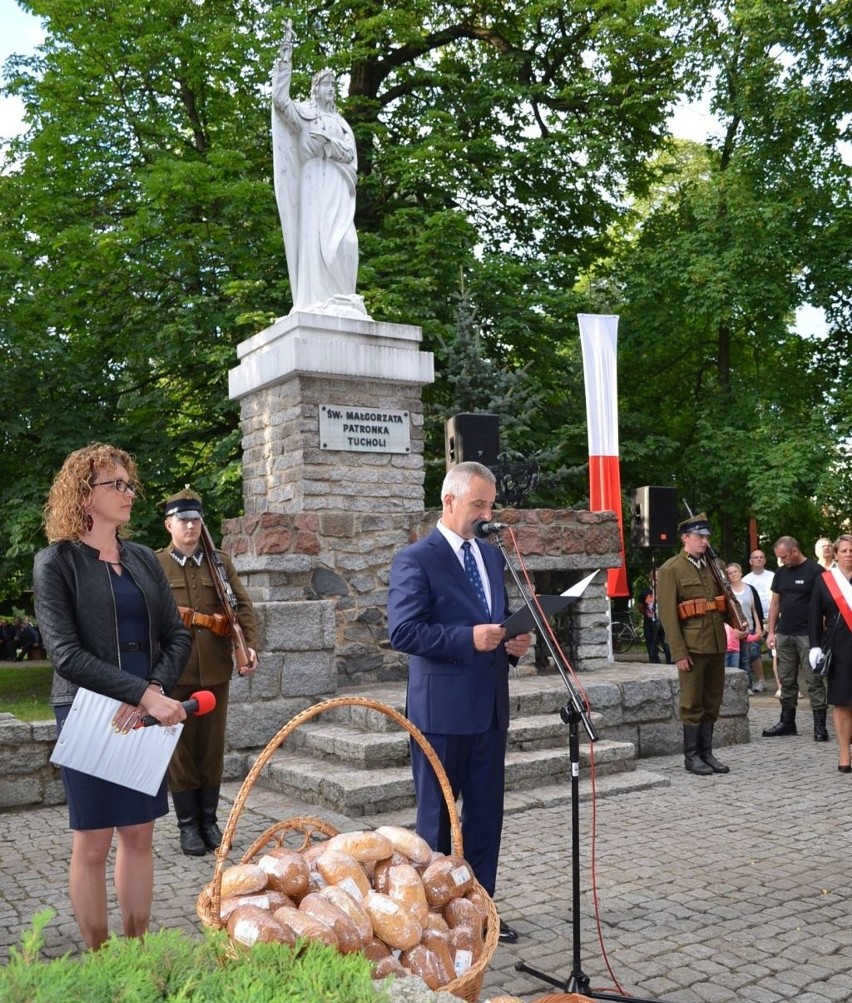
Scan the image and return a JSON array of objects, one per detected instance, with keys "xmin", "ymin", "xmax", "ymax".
[
  {"xmin": 682, "ymin": 501, "xmax": 749, "ymax": 633},
  {"xmin": 198, "ymin": 522, "xmax": 253, "ymax": 671}
]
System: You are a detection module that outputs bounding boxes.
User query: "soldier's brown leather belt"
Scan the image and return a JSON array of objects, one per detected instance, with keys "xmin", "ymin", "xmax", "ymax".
[
  {"xmin": 178, "ymin": 605, "xmax": 232, "ymax": 637},
  {"xmin": 676, "ymin": 595, "xmax": 727, "ymax": 620}
]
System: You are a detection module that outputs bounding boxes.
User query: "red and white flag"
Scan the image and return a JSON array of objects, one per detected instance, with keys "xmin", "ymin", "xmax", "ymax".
[{"xmin": 578, "ymin": 314, "xmax": 629, "ymax": 598}]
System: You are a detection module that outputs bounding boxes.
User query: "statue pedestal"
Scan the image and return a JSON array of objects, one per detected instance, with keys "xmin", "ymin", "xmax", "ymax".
[
  {"xmin": 229, "ymin": 312, "xmax": 433, "ymax": 515},
  {"xmin": 222, "ymin": 312, "xmax": 433, "ymax": 752}
]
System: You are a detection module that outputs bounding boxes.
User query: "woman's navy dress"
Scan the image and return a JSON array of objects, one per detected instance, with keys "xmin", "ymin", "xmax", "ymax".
[{"xmin": 54, "ymin": 567, "xmax": 169, "ymax": 830}]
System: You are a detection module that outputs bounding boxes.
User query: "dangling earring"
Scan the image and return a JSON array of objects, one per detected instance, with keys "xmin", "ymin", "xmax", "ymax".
[{"xmin": 86, "ymin": 514, "xmax": 93, "ymax": 532}]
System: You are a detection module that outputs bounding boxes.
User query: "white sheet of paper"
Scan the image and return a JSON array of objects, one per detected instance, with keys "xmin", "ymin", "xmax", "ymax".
[
  {"xmin": 50, "ymin": 687, "xmax": 183, "ymax": 796},
  {"xmin": 560, "ymin": 569, "xmax": 600, "ymax": 598}
]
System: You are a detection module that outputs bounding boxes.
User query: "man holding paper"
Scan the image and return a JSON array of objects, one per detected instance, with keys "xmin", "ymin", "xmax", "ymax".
[{"xmin": 387, "ymin": 461, "xmax": 530, "ymax": 942}]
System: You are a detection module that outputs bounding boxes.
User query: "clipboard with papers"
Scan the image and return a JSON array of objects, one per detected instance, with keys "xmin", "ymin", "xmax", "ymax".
[
  {"xmin": 51, "ymin": 687, "xmax": 183, "ymax": 796},
  {"xmin": 501, "ymin": 569, "xmax": 599, "ymax": 638}
]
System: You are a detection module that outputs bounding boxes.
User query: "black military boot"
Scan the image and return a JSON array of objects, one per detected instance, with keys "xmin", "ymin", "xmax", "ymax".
[
  {"xmin": 698, "ymin": 722, "xmax": 730, "ymax": 774},
  {"xmin": 198, "ymin": 786, "xmax": 223, "ymax": 850},
  {"xmin": 813, "ymin": 708, "xmax": 829, "ymax": 743},
  {"xmin": 683, "ymin": 724, "xmax": 713, "ymax": 775},
  {"xmin": 172, "ymin": 790, "xmax": 206, "ymax": 856},
  {"xmin": 762, "ymin": 704, "xmax": 797, "ymax": 737}
]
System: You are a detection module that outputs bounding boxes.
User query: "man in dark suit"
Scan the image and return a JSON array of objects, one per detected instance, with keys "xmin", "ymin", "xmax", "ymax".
[{"xmin": 388, "ymin": 461, "xmax": 531, "ymax": 942}]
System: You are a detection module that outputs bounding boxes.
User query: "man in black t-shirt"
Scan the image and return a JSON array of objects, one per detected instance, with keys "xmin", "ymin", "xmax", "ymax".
[{"xmin": 763, "ymin": 536, "xmax": 827, "ymax": 739}]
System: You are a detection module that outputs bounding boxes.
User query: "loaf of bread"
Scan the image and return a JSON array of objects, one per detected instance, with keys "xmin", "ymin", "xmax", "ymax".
[
  {"xmin": 272, "ymin": 905, "xmax": 339, "ymax": 948},
  {"xmin": 421, "ymin": 856, "xmax": 474, "ymax": 906},
  {"xmin": 370, "ymin": 851, "xmax": 407, "ymax": 894},
  {"xmin": 386, "ymin": 863, "xmax": 429, "ymax": 926},
  {"xmin": 316, "ymin": 849, "xmax": 371, "ymax": 900},
  {"xmin": 257, "ymin": 847, "xmax": 310, "ymax": 898},
  {"xmin": 374, "ymin": 825, "xmax": 433, "ymax": 866},
  {"xmin": 421, "ymin": 927, "xmax": 457, "ymax": 983},
  {"xmin": 299, "ymin": 892, "xmax": 363, "ymax": 954},
  {"xmin": 362, "ymin": 890, "xmax": 423, "ymax": 950},
  {"xmin": 226, "ymin": 904, "xmax": 295, "ymax": 947},
  {"xmin": 424, "ymin": 911, "xmax": 451, "ymax": 934},
  {"xmin": 319, "ymin": 884, "xmax": 373, "ymax": 945},
  {"xmin": 220, "ymin": 889, "xmax": 293, "ymax": 920},
  {"xmin": 399, "ymin": 944, "xmax": 452, "ymax": 990},
  {"xmin": 371, "ymin": 954, "xmax": 408, "ymax": 980},
  {"xmin": 220, "ymin": 863, "xmax": 268, "ymax": 898},
  {"xmin": 443, "ymin": 895, "xmax": 481, "ymax": 930},
  {"xmin": 464, "ymin": 887, "xmax": 491, "ymax": 932},
  {"xmin": 449, "ymin": 922, "xmax": 482, "ymax": 969},
  {"xmin": 361, "ymin": 937, "xmax": 392, "ymax": 962},
  {"xmin": 327, "ymin": 830, "xmax": 394, "ymax": 862}
]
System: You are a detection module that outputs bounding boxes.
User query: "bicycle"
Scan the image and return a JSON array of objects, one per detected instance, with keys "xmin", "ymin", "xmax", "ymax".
[{"xmin": 610, "ymin": 613, "xmax": 641, "ymax": 653}]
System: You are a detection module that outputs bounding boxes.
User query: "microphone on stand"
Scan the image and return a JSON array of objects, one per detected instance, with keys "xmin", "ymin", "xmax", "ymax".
[
  {"xmin": 473, "ymin": 519, "xmax": 509, "ymax": 538},
  {"xmin": 136, "ymin": 690, "xmax": 216, "ymax": 728}
]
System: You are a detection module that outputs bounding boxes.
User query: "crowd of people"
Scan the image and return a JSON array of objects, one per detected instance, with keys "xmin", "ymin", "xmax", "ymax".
[
  {"xmin": 646, "ymin": 521, "xmax": 851, "ymax": 777},
  {"xmin": 0, "ymin": 616, "xmax": 43, "ymax": 661}
]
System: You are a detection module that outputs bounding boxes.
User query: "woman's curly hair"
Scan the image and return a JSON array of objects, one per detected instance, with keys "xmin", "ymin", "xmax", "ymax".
[{"xmin": 43, "ymin": 443, "xmax": 140, "ymax": 543}]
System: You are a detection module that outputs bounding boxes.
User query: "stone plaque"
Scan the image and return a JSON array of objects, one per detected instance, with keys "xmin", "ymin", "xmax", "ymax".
[{"xmin": 319, "ymin": 404, "xmax": 410, "ymax": 453}]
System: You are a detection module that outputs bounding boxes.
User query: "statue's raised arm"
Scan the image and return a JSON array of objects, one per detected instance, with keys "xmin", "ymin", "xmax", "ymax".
[{"xmin": 270, "ymin": 28, "xmax": 368, "ymax": 319}]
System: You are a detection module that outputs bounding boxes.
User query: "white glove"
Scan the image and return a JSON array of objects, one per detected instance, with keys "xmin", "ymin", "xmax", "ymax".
[{"xmin": 809, "ymin": 647, "xmax": 823, "ymax": 670}]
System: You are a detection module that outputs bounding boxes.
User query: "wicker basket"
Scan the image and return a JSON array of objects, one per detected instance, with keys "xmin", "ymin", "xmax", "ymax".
[{"xmin": 196, "ymin": 696, "xmax": 500, "ymax": 1002}]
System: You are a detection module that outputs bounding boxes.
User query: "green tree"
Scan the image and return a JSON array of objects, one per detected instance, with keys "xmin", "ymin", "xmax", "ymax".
[
  {"xmin": 598, "ymin": 0, "xmax": 852, "ymax": 561},
  {"xmin": 1, "ymin": 0, "xmax": 700, "ymax": 598}
]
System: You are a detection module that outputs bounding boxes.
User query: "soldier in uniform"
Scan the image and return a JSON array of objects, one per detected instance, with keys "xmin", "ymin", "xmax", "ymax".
[
  {"xmin": 656, "ymin": 513, "xmax": 731, "ymax": 776},
  {"xmin": 156, "ymin": 489, "xmax": 259, "ymax": 855}
]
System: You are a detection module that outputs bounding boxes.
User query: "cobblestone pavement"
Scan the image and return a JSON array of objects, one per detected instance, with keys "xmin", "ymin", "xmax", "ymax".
[{"xmin": 2, "ymin": 694, "xmax": 850, "ymax": 1003}]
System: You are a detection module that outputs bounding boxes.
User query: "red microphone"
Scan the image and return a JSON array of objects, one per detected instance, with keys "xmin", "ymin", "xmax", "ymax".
[{"xmin": 136, "ymin": 690, "xmax": 216, "ymax": 728}]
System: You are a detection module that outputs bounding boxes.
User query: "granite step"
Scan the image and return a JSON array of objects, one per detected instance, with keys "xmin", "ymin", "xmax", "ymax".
[
  {"xmin": 281, "ymin": 711, "xmax": 592, "ymax": 768},
  {"xmin": 251, "ymin": 739, "xmax": 637, "ymax": 816},
  {"xmin": 357, "ymin": 769, "xmax": 672, "ymax": 831}
]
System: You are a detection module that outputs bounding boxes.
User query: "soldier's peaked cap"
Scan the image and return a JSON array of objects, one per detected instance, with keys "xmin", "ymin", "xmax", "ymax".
[
  {"xmin": 160, "ymin": 487, "xmax": 203, "ymax": 520},
  {"xmin": 678, "ymin": 512, "xmax": 711, "ymax": 536}
]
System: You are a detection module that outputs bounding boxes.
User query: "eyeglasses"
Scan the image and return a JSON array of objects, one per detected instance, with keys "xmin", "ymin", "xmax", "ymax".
[{"xmin": 92, "ymin": 479, "xmax": 137, "ymax": 495}]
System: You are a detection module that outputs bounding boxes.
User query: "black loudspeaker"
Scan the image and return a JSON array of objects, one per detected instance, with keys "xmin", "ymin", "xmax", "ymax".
[
  {"xmin": 631, "ymin": 486, "xmax": 678, "ymax": 548},
  {"xmin": 445, "ymin": 413, "xmax": 500, "ymax": 468}
]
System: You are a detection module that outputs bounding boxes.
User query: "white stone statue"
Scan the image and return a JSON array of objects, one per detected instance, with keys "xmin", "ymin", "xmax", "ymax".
[{"xmin": 271, "ymin": 22, "xmax": 368, "ymax": 319}]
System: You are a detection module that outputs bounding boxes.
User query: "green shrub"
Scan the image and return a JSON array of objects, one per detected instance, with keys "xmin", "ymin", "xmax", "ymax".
[{"xmin": 1, "ymin": 911, "xmax": 391, "ymax": 1002}]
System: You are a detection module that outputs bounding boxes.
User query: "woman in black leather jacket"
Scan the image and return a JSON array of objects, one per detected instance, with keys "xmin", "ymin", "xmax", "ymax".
[{"xmin": 33, "ymin": 443, "xmax": 191, "ymax": 951}]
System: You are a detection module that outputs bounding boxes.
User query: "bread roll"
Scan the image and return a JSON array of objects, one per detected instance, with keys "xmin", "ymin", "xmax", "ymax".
[
  {"xmin": 257, "ymin": 847, "xmax": 310, "ymax": 898},
  {"xmin": 424, "ymin": 911, "xmax": 451, "ymax": 935},
  {"xmin": 362, "ymin": 890, "xmax": 422, "ymax": 950},
  {"xmin": 421, "ymin": 856, "xmax": 474, "ymax": 906},
  {"xmin": 272, "ymin": 905, "xmax": 339, "ymax": 948},
  {"xmin": 226, "ymin": 904, "xmax": 295, "ymax": 947},
  {"xmin": 316, "ymin": 849, "xmax": 370, "ymax": 900},
  {"xmin": 387, "ymin": 863, "xmax": 429, "ymax": 926},
  {"xmin": 374, "ymin": 825, "xmax": 433, "ymax": 866},
  {"xmin": 220, "ymin": 863, "xmax": 268, "ymax": 898},
  {"xmin": 220, "ymin": 889, "xmax": 293, "ymax": 920},
  {"xmin": 319, "ymin": 884, "xmax": 373, "ymax": 945},
  {"xmin": 327, "ymin": 830, "xmax": 394, "ymax": 862},
  {"xmin": 399, "ymin": 944, "xmax": 451, "ymax": 990},
  {"xmin": 299, "ymin": 892, "xmax": 362, "ymax": 954}
]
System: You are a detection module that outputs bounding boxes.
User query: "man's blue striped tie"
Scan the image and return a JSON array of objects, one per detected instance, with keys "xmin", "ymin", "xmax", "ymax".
[{"xmin": 462, "ymin": 540, "xmax": 489, "ymax": 615}]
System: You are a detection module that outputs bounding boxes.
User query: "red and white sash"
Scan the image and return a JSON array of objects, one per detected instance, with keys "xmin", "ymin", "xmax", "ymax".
[{"xmin": 823, "ymin": 568, "xmax": 852, "ymax": 633}]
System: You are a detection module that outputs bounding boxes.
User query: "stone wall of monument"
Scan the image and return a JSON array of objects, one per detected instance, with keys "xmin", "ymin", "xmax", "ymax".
[{"xmin": 219, "ymin": 506, "xmax": 620, "ymax": 757}]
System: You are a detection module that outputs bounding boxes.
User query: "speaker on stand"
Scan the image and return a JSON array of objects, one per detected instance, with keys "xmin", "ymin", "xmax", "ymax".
[
  {"xmin": 630, "ymin": 486, "xmax": 678, "ymax": 549},
  {"xmin": 444, "ymin": 413, "xmax": 500, "ymax": 469}
]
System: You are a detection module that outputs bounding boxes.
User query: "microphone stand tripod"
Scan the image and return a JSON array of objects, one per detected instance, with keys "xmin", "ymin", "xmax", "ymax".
[{"xmin": 488, "ymin": 529, "xmax": 673, "ymax": 1003}]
